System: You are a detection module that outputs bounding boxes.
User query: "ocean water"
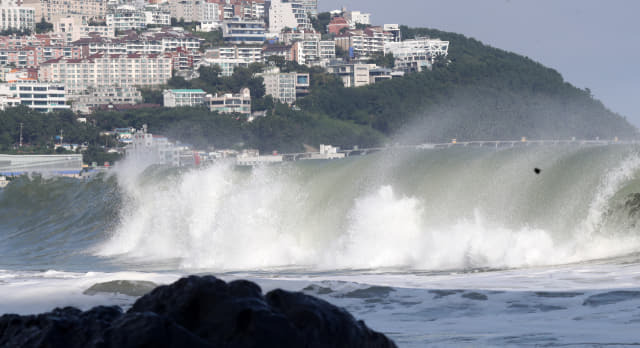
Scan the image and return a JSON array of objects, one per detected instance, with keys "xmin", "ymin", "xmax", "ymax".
[{"xmin": 2, "ymin": 145, "xmax": 640, "ymax": 346}]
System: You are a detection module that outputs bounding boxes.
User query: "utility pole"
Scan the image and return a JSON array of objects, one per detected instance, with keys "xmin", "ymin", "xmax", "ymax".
[
  {"xmin": 19, "ymin": 123, "xmax": 23, "ymax": 148},
  {"xmin": 59, "ymin": 129, "xmax": 63, "ymax": 145}
]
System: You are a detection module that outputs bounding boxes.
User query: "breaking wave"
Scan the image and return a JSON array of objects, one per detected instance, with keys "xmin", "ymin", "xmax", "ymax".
[
  {"xmin": 96, "ymin": 145, "xmax": 640, "ymax": 271},
  {"xmin": 3, "ymin": 145, "xmax": 640, "ymax": 272}
]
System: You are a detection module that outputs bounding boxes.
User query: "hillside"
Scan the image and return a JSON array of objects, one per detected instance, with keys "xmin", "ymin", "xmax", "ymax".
[
  {"xmin": 0, "ymin": 26, "xmax": 636, "ymax": 157},
  {"xmin": 298, "ymin": 26, "xmax": 637, "ymax": 144}
]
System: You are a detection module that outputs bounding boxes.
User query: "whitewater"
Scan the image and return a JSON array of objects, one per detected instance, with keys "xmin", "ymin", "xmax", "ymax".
[{"xmin": 3, "ymin": 144, "xmax": 640, "ymax": 346}]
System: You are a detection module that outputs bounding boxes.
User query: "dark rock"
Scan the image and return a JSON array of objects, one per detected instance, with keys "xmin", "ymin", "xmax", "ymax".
[
  {"xmin": 267, "ymin": 288, "xmax": 396, "ymax": 348},
  {"xmin": 0, "ymin": 275, "xmax": 397, "ymax": 348},
  {"xmin": 83, "ymin": 280, "xmax": 158, "ymax": 297}
]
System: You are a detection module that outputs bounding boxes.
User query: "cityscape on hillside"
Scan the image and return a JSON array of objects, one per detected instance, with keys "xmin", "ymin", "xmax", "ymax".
[{"xmin": 0, "ymin": 0, "xmax": 451, "ymax": 171}]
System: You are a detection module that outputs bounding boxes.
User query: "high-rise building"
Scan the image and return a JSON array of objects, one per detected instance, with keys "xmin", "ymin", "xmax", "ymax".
[
  {"xmin": 268, "ymin": 0, "xmax": 310, "ymax": 34},
  {"xmin": 39, "ymin": 53, "xmax": 172, "ymax": 95},
  {"xmin": 299, "ymin": 0, "xmax": 316, "ymax": 17},
  {"xmin": 0, "ymin": 6, "xmax": 35, "ymax": 32},
  {"xmin": 39, "ymin": 0, "xmax": 108, "ymax": 22}
]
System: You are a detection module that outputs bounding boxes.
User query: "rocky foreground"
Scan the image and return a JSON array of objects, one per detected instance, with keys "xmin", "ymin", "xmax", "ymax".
[{"xmin": 0, "ymin": 275, "xmax": 397, "ymax": 348}]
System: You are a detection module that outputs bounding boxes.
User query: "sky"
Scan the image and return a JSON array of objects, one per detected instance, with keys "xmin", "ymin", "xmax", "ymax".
[{"xmin": 319, "ymin": 0, "xmax": 640, "ymax": 127}]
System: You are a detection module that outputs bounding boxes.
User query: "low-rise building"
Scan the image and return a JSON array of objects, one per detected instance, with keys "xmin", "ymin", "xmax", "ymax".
[
  {"xmin": 262, "ymin": 44, "xmax": 294, "ymax": 62},
  {"xmin": 206, "ymin": 87, "xmax": 251, "ymax": 116},
  {"xmin": 327, "ymin": 61, "xmax": 376, "ymax": 87},
  {"xmin": 70, "ymin": 85, "xmax": 142, "ymax": 113},
  {"xmin": 279, "ymin": 29, "xmax": 319, "ymax": 45},
  {"xmin": 222, "ymin": 18, "xmax": 265, "ymax": 44},
  {"xmin": 0, "ymin": 81, "xmax": 70, "ymax": 112},
  {"xmin": 127, "ymin": 125, "xmax": 180, "ymax": 167},
  {"xmin": 2, "ymin": 67, "xmax": 38, "ymax": 81},
  {"xmin": 257, "ymin": 67, "xmax": 309, "ymax": 104},
  {"xmin": 327, "ymin": 16, "xmax": 348, "ymax": 35},
  {"xmin": 163, "ymin": 88, "xmax": 207, "ymax": 107},
  {"xmin": 305, "ymin": 144, "xmax": 345, "ymax": 160},
  {"xmin": 202, "ymin": 57, "xmax": 249, "ymax": 76},
  {"xmin": 384, "ymin": 38, "xmax": 449, "ymax": 73}
]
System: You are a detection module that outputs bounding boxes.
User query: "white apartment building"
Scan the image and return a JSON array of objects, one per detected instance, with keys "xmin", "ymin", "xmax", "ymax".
[
  {"xmin": 206, "ymin": 87, "xmax": 251, "ymax": 116},
  {"xmin": 384, "ymin": 38, "xmax": 449, "ymax": 73},
  {"xmin": 84, "ymin": 40, "xmax": 161, "ymax": 55},
  {"xmin": 71, "ymin": 85, "xmax": 142, "ymax": 113},
  {"xmin": 144, "ymin": 6, "xmax": 171, "ymax": 26},
  {"xmin": 163, "ymin": 88, "xmax": 207, "ymax": 107},
  {"xmin": 202, "ymin": 58, "xmax": 249, "ymax": 76},
  {"xmin": 79, "ymin": 28, "xmax": 202, "ymax": 55},
  {"xmin": 206, "ymin": 45, "xmax": 262, "ymax": 63},
  {"xmin": 0, "ymin": 94, "xmax": 20, "ymax": 110},
  {"xmin": 0, "ymin": 6, "xmax": 35, "ymax": 33},
  {"xmin": 258, "ymin": 67, "xmax": 309, "ymax": 104},
  {"xmin": 222, "ymin": 18, "xmax": 265, "ymax": 44},
  {"xmin": 268, "ymin": 0, "xmax": 310, "ymax": 34},
  {"xmin": 40, "ymin": 0, "xmax": 107, "ymax": 22},
  {"xmin": 53, "ymin": 15, "xmax": 114, "ymax": 43},
  {"xmin": 0, "ymin": 81, "xmax": 70, "ymax": 112},
  {"xmin": 293, "ymin": 39, "xmax": 334, "ymax": 65},
  {"xmin": 201, "ymin": 1, "xmax": 218, "ymax": 21},
  {"xmin": 344, "ymin": 10, "xmax": 370, "ymax": 28},
  {"xmin": 107, "ymin": 6, "xmax": 146, "ymax": 32},
  {"xmin": 169, "ymin": 0, "xmax": 203, "ymax": 22},
  {"xmin": 299, "ymin": 0, "xmax": 316, "ymax": 17},
  {"xmin": 248, "ymin": 1, "xmax": 265, "ymax": 19},
  {"xmin": 383, "ymin": 24, "xmax": 401, "ymax": 42},
  {"xmin": 128, "ymin": 125, "xmax": 180, "ymax": 167},
  {"xmin": 279, "ymin": 29, "xmax": 318, "ymax": 45},
  {"xmin": 335, "ymin": 27, "xmax": 394, "ymax": 59},
  {"xmin": 327, "ymin": 62, "xmax": 376, "ymax": 88},
  {"xmin": 39, "ymin": 53, "xmax": 172, "ymax": 95}
]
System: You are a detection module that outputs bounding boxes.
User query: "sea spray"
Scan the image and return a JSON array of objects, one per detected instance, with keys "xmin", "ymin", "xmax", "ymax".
[{"xmin": 91, "ymin": 145, "xmax": 640, "ymax": 271}]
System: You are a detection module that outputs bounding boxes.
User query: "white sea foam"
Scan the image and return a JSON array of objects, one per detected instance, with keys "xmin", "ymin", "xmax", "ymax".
[{"xmin": 96, "ymin": 147, "xmax": 640, "ymax": 271}]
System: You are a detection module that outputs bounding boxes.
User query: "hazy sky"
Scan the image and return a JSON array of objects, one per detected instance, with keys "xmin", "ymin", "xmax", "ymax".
[{"xmin": 319, "ymin": 0, "xmax": 640, "ymax": 127}]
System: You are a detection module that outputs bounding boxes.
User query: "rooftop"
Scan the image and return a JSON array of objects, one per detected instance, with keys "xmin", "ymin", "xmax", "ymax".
[{"xmin": 170, "ymin": 89, "xmax": 206, "ymax": 93}]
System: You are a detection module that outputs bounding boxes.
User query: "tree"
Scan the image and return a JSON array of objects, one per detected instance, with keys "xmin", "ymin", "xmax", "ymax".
[
  {"xmin": 35, "ymin": 18, "xmax": 53, "ymax": 33},
  {"xmin": 311, "ymin": 12, "xmax": 331, "ymax": 34},
  {"xmin": 367, "ymin": 52, "xmax": 395, "ymax": 69}
]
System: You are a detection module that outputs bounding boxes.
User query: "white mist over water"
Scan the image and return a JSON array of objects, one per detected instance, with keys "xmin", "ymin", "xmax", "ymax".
[{"xmin": 96, "ymin": 147, "xmax": 640, "ymax": 272}]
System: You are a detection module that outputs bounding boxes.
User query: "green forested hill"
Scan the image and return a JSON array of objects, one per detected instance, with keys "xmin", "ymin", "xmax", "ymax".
[{"xmin": 298, "ymin": 26, "xmax": 636, "ymax": 143}]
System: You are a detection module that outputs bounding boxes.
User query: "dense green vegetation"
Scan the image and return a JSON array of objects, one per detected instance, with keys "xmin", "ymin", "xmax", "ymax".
[
  {"xmin": 35, "ymin": 18, "xmax": 53, "ymax": 34},
  {"xmin": 0, "ymin": 106, "xmax": 120, "ymax": 164},
  {"xmin": 90, "ymin": 104, "xmax": 383, "ymax": 153},
  {"xmin": 0, "ymin": 25, "xmax": 635, "ymax": 160},
  {"xmin": 297, "ymin": 26, "xmax": 636, "ymax": 142}
]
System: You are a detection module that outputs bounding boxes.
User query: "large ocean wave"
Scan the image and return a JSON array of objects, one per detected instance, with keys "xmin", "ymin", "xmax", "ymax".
[{"xmin": 3, "ymin": 145, "xmax": 640, "ymax": 272}]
